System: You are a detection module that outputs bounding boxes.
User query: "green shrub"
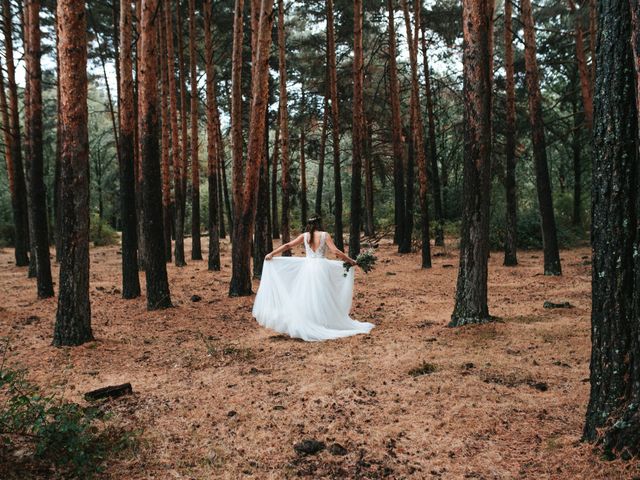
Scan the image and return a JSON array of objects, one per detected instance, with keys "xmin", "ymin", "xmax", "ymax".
[
  {"xmin": 90, "ymin": 215, "xmax": 118, "ymax": 247},
  {"xmin": 0, "ymin": 350, "xmax": 123, "ymax": 478}
]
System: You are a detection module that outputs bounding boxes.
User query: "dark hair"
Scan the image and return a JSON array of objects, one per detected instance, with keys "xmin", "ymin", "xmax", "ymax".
[{"xmin": 305, "ymin": 215, "xmax": 323, "ymax": 246}]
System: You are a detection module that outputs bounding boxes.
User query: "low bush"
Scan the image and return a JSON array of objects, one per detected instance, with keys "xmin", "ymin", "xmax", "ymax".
[{"xmin": 90, "ymin": 215, "xmax": 119, "ymax": 247}]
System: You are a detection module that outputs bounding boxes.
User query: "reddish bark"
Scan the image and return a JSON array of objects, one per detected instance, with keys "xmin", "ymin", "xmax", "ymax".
[
  {"xmin": 177, "ymin": 4, "xmax": 189, "ymax": 264},
  {"xmin": 188, "ymin": 0, "xmax": 202, "ymax": 260},
  {"xmin": 568, "ymin": 0, "xmax": 594, "ymax": 129},
  {"xmin": 159, "ymin": 13, "xmax": 173, "ymax": 262},
  {"xmin": 53, "ymin": 0, "xmax": 93, "ymax": 346},
  {"xmin": 277, "ymin": 0, "xmax": 291, "ymax": 254},
  {"xmin": 350, "ymin": 0, "xmax": 364, "ymax": 258}
]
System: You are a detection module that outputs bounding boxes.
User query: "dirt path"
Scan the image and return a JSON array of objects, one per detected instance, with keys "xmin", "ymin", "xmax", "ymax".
[{"xmin": 1, "ymin": 238, "xmax": 637, "ymax": 479}]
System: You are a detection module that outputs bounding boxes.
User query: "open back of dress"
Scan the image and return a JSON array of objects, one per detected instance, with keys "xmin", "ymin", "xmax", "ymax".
[{"xmin": 252, "ymin": 232, "xmax": 375, "ymax": 341}]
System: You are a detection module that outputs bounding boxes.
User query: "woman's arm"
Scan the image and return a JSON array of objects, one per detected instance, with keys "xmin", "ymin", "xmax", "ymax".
[
  {"xmin": 265, "ymin": 234, "xmax": 305, "ymax": 260},
  {"xmin": 325, "ymin": 234, "xmax": 357, "ymax": 265}
]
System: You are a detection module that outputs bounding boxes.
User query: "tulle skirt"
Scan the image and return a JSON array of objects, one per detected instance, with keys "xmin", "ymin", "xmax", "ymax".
[{"xmin": 252, "ymin": 257, "xmax": 375, "ymax": 341}]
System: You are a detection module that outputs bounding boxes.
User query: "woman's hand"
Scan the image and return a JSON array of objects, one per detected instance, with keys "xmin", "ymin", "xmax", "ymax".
[{"xmin": 265, "ymin": 253, "xmax": 274, "ymax": 261}]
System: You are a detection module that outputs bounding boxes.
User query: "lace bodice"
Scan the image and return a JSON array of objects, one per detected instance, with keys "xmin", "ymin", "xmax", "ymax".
[{"xmin": 304, "ymin": 232, "xmax": 328, "ymax": 258}]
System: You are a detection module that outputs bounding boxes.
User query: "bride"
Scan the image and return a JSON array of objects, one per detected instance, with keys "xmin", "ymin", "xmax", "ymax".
[{"xmin": 252, "ymin": 215, "xmax": 375, "ymax": 341}]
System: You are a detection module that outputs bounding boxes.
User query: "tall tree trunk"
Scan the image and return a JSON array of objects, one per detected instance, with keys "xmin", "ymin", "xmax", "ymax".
[
  {"xmin": 254, "ymin": 109, "xmax": 270, "ymax": 278},
  {"xmin": 449, "ymin": 0, "xmax": 494, "ymax": 327},
  {"xmin": 204, "ymin": 0, "xmax": 221, "ymax": 271},
  {"xmin": 327, "ymin": 0, "xmax": 343, "ymax": 250},
  {"xmin": 315, "ymin": 94, "xmax": 328, "ymax": 215},
  {"xmin": 420, "ymin": 19, "xmax": 444, "ymax": 247},
  {"xmin": 54, "ymin": 18, "xmax": 62, "ymax": 263},
  {"xmin": 521, "ymin": 0, "xmax": 562, "ymax": 276},
  {"xmin": 402, "ymin": 0, "xmax": 431, "ymax": 268},
  {"xmin": 277, "ymin": 0, "xmax": 291, "ymax": 255},
  {"xmin": 134, "ymin": 0, "xmax": 147, "ymax": 271},
  {"xmin": 217, "ymin": 156, "xmax": 226, "ymax": 238},
  {"xmin": 503, "ymin": 0, "xmax": 518, "ymax": 266},
  {"xmin": 164, "ymin": 0, "xmax": 186, "ymax": 267},
  {"xmin": 299, "ymin": 90, "xmax": 308, "ymax": 226},
  {"xmin": 568, "ymin": 0, "xmax": 593, "ymax": 130},
  {"xmin": 584, "ymin": 0, "xmax": 639, "ymax": 455},
  {"xmin": 140, "ymin": 0, "xmax": 172, "ymax": 310},
  {"xmin": 159, "ymin": 13, "xmax": 173, "ymax": 262},
  {"xmin": 271, "ymin": 123, "xmax": 280, "ymax": 237},
  {"xmin": 189, "ymin": 0, "xmax": 202, "ymax": 260},
  {"xmin": 363, "ymin": 113, "xmax": 374, "ymax": 236},
  {"xmin": 230, "ymin": 0, "xmax": 244, "ymax": 242},
  {"xmin": 53, "ymin": 0, "xmax": 93, "ymax": 346},
  {"xmin": 589, "ymin": 0, "xmax": 596, "ymax": 82},
  {"xmin": 2, "ymin": 0, "xmax": 29, "ymax": 267},
  {"xmin": 387, "ymin": 0, "xmax": 406, "ymax": 249},
  {"xmin": 222, "ymin": 156, "xmax": 233, "ymax": 237},
  {"xmin": 401, "ymin": 125, "xmax": 415, "ymax": 253},
  {"xmin": 25, "ymin": 0, "xmax": 54, "ymax": 298},
  {"xmin": 229, "ymin": 0, "xmax": 274, "ymax": 296},
  {"xmin": 117, "ymin": 0, "xmax": 142, "ymax": 298},
  {"xmin": 177, "ymin": 2, "xmax": 189, "ymax": 265},
  {"xmin": 350, "ymin": 0, "xmax": 364, "ymax": 258}
]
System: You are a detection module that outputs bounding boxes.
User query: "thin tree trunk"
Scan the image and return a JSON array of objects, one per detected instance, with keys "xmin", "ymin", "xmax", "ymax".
[
  {"xmin": 568, "ymin": 0, "xmax": 593, "ymax": 129},
  {"xmin": 159, "ymin": 12, "xmax": 173, "ymax": 262},
  {"xmin": 254, "ymin": 109, "xmax": 270, "ymax": 278},
  {"xmin": 222, "ymin": 156, "xmax": 233, "ymax": 238},
  {"xmin": 117, "ymin": 0, "xmax": 142, "ymax": 297},
  {"xmin": 503, "ymin": 0, "xmax": 518, "ymax": 266},
  {"xmin": 134, "ymin": 0, "xmax": 147, "ymax": 271},
  {"xmin": 230, "ymin": 0, "xmax": 244, "ymax": 240},
  {"xmin": 363, "ymin": 113, "xmax": 374, "ymax": 237},
  {"xmin": 189, "ymin": 0, "xmax": 202, "ymax": 260},
  {"xmin": 571, "ymin": 79, "xmax": 582, "ymax": 227},
  {"xmin": 229, "ymin": 0, "xmax": 274, "ymax": 296},
  {"xmin": 315, "ymin": 94, "xmax": 328, "ymax": 215},
  {"xmin": 584, "ymin": 0, "xmax": 639, "ymax": 455},
  {"xmin": 387, "ymin": 0, "xmax": 406, "ymax": 249},
  {"xmin": 217, "ymin": 156, "xmax": 226, "ymax": 238},
  {"xmin": 402, "ymin": 0, "xmax": 431, "ymax": 268},
  {"xmin": 53, "ymin": 0, "xmax": 93, "ymax": 346},
  {"xmin": 350, "ymin": 0, "xmax": 364, "ymax": 258},
  {"xmin": 401, "ymin": 125, "xmax": 415, "ymax": 253},
  {"xmin": 277, "ymin": 0, "xmax": 291, "ymax": 255},
  {"xmin": 204, "ymin": 0, "xmax": 221, "ymax": 270},
  {"xmin": 449, "ymin": 0, "xmax": 494, "ymax": 327},
  {"xmin": 327, "ymin": 0, "xmax": 343, "ymax": 250},
  {"xmin": 177, "ymin": 2, "xmax": 189, "ymax": 265},
  {"xmin": 521, "ymin": 0, "xmax": 562, "ymax": 275},
  {"xmin": 420, "ymin": 19, "xmax": 444, "ymax": 247},
  {"xmin": 25, "ymin": 0, "xmax": 54, "ymax": 298},
  {"xmin": 2, "ymin": 0, "xmax": 29, "ymax": 266},
  {"xmin": 271, "ymin": 123, "xmax": 280, "ymax": 237},
  {"xmin": 140, "ymin": 0, "xmax": 172, "ymax": 310},
  {"xmin": 299, "ymin": 90, "xmax": 308, "ymax": 226},
  {"xmin": 164, "ymin": 0, "xmax": 186, "ymax": 267}
]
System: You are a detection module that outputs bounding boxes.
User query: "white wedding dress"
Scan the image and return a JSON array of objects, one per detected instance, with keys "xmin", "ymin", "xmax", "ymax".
[{"xmin": 252, "ymin": 232, "xmax": 375, "ymax": 341}]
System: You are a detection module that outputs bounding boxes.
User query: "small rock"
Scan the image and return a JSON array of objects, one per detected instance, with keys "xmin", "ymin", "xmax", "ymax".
[
  {"xmin": 543, "ymin": 301, "xmax": 573, "ymax": 309},
  {"xmin": 329, "ymin": 443, "xmax": 348, "ymax": 456},
  {"xmin": 191, "ymin": 295, "xmax": 202, "ymax": 302},
  {"xmin": 530, "ymin": 381, "xmax": 548, "ymax": 392},
  {"xmin": 294, "ymin": 439, "xmax": 326, "ymax": 455},
  {"xmin": 227, "ymin": 410, "xmax": 237, "ymax": 417},
  {"xmin": 442, "ymin": 264, "xmax": 454, "ymax": 269}
]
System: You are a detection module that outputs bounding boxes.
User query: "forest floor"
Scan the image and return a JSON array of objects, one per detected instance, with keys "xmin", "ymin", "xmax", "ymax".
[{"xmin": 1, "ymin": 237, "xmax": 638, "ymax": 479}]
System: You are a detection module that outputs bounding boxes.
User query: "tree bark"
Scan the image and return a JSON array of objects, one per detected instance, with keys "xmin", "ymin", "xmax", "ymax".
[
  {"xmin": 189, "ymin": 0, "xmax": 202, "ymax": 260},
  {"xmin": 584, "ymin": 0, "xmax": 639, "ymax": 457},
  {"xmin": 164, "ymin": 0, "xmax": 186, "ymax": 267},
  {"xmin": 230, "ymin": 0, "xmax": 244, "ymax": 243},
  {"xmin": 140, "ymin": 0, "xmax": 172, "ymax": 310},
  {"xmin": 402, "ymin": 0, "xmax": 431, "ymax": 268},
  {"xmin": 350, "ymin": 0, "xmax": 364, "ymax": 258},
  {"xmin": 568, "ymin": 0, "xmax": 593, "ymax": 130},
  {"xmin": 117, "ymin": 0, "xmax": 142, "ymax": 298},
  {"xmin": 420, "ymin": 19, "xmax": 444, "ymax": 247},
  {"xmin": 299, "ymin": 90, "xmax": 308, "ymax": 226},
  {"xmin": 315, "ymin": 94, "xmax": 328, "ymax": 215},
  {"xmin": 277, "ymin": 0, "xmax": 291, "ymax": 255},
  {"xmin": 401, "ymin": 126, "xmax": 415, "ymax": 254},
  {"xmin": 503, "ymin": 0, "xmax": 518, "ymax": 266},
  {"xmin": 271, "ymin": 123, "xmax": 280, "ymax": 238},
  {"xmin": 571, "ymin": 77, "xmax": 583, "ymax": 227},
  {"xmin": 521, "ymin": 0, "xmax": 562, "ymax": 276},
  {"xmin": 2, "ymin": 0, "xmax": 29, "ymax": 267},
  {"xmin": 363, "ymin": 113, "xmax": 374, "ymax": 237},
  {"xmin": 25, "ymin": 0, "xmax": 54, "ymax": 298},
  {"xmin": 177, "ymin": 3, "xmax": 189, "ymax": 265},
  {"xmin": 327, "ymin": 0, "xmax": 343, "ymax": 250},
  {"xmin": 254, "ymin": 109, "xmax": 270, "ymax": 278},
  {"xmin": 387, "ymin": 0, "xmax": 406, "ymax": 249},
  {"xmin": 159, "ymin": 12, "xmax": 173, "ymax": 262},
  {"xmin": 204, "ymin": 0, "xmax": 221, "ymax": 271},
  {"xmin": 53, "ymin": 0, "xmax": 93, "ymax": 346},
  {"xmin": 449, "ymin": 0, "xmax": 494, "ymax": 327},
  {"xmin": 229, "ymin": 0, "xmax": 274, "ymax": 296}
]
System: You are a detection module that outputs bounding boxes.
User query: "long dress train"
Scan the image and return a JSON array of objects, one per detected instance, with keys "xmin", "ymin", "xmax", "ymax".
[{"xmin": 252, "ymin": 232, "xmax": 375, "ymax": 341}]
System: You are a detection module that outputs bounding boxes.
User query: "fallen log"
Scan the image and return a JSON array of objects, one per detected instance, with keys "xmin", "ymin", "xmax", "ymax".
[{"xmin": 84, "ymin": 383, "xmax": 133, "ymax": 402}]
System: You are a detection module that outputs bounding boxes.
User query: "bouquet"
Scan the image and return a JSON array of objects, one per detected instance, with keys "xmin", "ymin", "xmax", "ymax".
[{"xmin": 343, "ymin": 249, "xmax": 377, "ymax": 277}]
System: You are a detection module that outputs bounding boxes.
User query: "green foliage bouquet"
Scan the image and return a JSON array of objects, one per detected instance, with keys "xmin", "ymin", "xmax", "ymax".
[{"xmin": 343, "ymin": 249, "xmax": 377, "ymax": 277}]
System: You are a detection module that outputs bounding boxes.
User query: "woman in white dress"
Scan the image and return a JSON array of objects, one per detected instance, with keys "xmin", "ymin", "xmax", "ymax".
[{"xmin": 252, "ymin": 216, "xmax": 375, "ymax": 341}]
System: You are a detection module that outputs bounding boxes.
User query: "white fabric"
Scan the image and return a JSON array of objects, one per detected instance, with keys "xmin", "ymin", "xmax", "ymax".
[{"xmin": 252, "ymin": 232, "xmax": 375, "ymax": 341}]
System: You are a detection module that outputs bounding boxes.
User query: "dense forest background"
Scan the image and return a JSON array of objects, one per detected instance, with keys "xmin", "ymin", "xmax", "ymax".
[{"xmin": 0, "ymin": 0, "xmax": 590, "ymax": 253}]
